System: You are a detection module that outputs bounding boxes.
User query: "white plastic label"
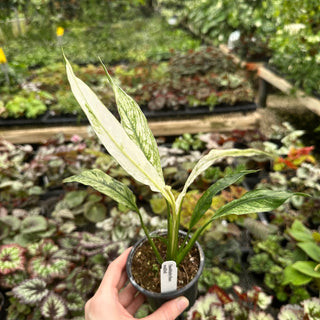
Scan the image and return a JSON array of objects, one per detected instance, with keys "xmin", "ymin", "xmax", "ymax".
[{"xmin": 160, "ymin": 261, "xmax": 178, "ymax": 293}]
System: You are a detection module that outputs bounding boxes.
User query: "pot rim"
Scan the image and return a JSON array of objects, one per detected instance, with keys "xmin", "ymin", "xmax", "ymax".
[{"xmin": 126, "ymin": 229, "xmax": 205, "ymax": 299}]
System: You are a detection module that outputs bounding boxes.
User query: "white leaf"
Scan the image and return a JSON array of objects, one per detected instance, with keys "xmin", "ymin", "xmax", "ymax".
[
  {"xmin": 65, "ymin": 57, "xmax": 170, "ymax": 200},
  {"xmin": 102, "ymin": 63, "xmax": 164, "ymax": 180}
]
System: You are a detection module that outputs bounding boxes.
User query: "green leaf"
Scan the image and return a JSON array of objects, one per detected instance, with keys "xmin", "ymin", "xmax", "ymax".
[
  {"xmin": 287, "ymin": 220, "xmax": 313, "ymax": 242},
  {"xmin": 282, "ymin": 265, "xmax": 312, "ymax": 286},
  {"xmin": 292, "ymin": 261, "xmax": 320, "ymax": 279},
  {"xmin": 176, "ymin": 148, "xmax": 271, "ymax": 212},
  {"xmin": 64, "ymin": 190, "xmax": 87, "ymax": 208},
  {"xmin": 12, "ymin": 278, "xmax": 49, "ymax": 304},
  {"xmin": 211, "ymin": 189, "xmax": 297, "ymax": 221},
  {"xmin": 0, "ymin": 223, "xmax": 10, "ymax": 241},
  {"xmin": 84, "ymin": 202, "xmax": 107, "ymax": 222},
  {"xmin": 101, "ymin": 61, "xmax": 163, "ymax": 180},
  {"xmin": 40, "ymin": 292, "xmax": 67, "ymax": 319},
  {"xmin": 13, "ymin": 233, "xmax": 34, "ymax": 247},
  {"xmin": 64, "ymin": 169, "xmax": 138, "ymax": 212},
  {"xmin": 297, "ymin": 242, "xmax": 320, "ymax": 262},
  {"xmin": 0, "ymin": 215, "xmax": 21, "ymax": 231},
  {"xmin": 189, "ymin": 170, "xmax": 256, "ymax": 229},
  {"xmin": 65, "ymin": 57, "xmax": 170, "ymax": 201},
  {"xmin": 20, "ymin": 216, "xmax": 48, "ymax": 234}
]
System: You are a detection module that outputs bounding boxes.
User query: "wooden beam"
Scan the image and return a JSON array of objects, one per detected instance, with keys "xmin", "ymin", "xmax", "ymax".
[
  {"xmin": 219, "ymin": 44, "xmax": 320, "ymax": 116},
  {"xmin": 258, "ymin": 66, "xmax": 320, "ymax": 116},
  {"xmin": 0, "ymin": 112, "xmax": 260, "ymax": 144}
]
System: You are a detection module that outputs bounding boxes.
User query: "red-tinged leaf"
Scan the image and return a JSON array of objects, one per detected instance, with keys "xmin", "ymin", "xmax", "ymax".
[
  {"xmin": 208, "ymin": 285, "xmax": 233, "ymax": 304},
  {"xmin": 0, "ymin": 244, "xmax": 26, "ymax": 275},
  {"xmin": 233, "ymin": 285, "xmax": 248, "ymax": 302},
  {"xmin": 192, "ymin": 311, "xmax": 202, "ymax": 320}
]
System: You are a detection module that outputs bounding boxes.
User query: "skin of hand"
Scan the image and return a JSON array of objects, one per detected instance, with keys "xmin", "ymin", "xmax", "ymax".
[{"xmin": 85, "ymin": 247, "xmax": 189, "ymax": 320}]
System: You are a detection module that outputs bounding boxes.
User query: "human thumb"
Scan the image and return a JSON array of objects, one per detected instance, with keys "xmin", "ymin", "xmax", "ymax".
[{"xmin": 145, "ymin": 296, "xmax": 189, "ymax": 320}]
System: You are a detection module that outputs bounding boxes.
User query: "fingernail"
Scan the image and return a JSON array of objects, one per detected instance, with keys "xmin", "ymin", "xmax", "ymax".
[{"xmin": 176, "ymin": 296, "xmax": 189, "ymax": 312}]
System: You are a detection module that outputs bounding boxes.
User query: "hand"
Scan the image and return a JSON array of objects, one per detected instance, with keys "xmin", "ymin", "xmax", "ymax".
[{"xmin": 85, "ymin": 247, "xmax": 189, "ymax": 320}]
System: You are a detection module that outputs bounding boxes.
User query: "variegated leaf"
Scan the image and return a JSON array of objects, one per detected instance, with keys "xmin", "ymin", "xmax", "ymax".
[
  {"xmin": 176, "ymin": 148, "xmax": 271, "ymax": 211},
  {"xmin": 303, "ymin": 298, "xmax": 320, "ymax": 317},
  {"xmin": 65, "ymin": 58, "xmax": 170, "ymax": 201},
  {"xmin": 0, "ymin": 270, "xmax": 26, "ymax": 288},
  {"xmin": 28, "ymin": 256, "xmax": 71, "ymax": 280},
  {"xmin": 102, "ymin": 62, "xmax": 163, "ymax": 179},
  {"xmin": 64, "ymin": 169, "xmax": 138, "ymax": 212},
  {"xmin": 212, "ymin": 189, "xmax": 297, "ymax": 221},
  {"xmin": 39, "ymin": 239, "xmax": 59, "ymax": 256},
  {"xmin": 69, "ymin": 269, "xmax": 97, "ymax": 295},
  {"xmin": 0, "ymin": 244, "xmax": 26, "ymax": 275},
  {"xmin": 88, "ymin": 264, "xmax": 105, "ymax": 280},
  {"xmin": 66, "ymin": 292, "xmax": 84, "ymax": 312},
  {"xmin": 12, "ymin": 278, "xmax": 49, "ymax": 304},
  {"xmin": 189, "ymin": 170, "xmax": 256, "ymax": 229},
  {"xmin": 40, "ymin": 292, "xmax": 67, "ymax": 319}
]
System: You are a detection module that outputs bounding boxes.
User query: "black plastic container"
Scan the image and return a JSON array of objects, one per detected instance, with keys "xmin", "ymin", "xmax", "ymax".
[{"xmin": 126, "ymin": 230, "xmax": 205, "ymax": 316}]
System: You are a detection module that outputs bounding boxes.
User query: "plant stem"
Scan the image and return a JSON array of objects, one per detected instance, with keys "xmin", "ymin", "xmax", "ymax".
[
  {"xmin": 136, "ymin": 209, "xmax": 163, "ymax": 264},
  {"xmin": 176, "ymin": 227, "xmax": 203, "ymax": 266},
  {"xmin": 166, "ymin": 200, "xmax": 172, "ymax": 261},
  {"xmin": 167, "ymin": 206, "xmax": 179, "ymax": 262}
]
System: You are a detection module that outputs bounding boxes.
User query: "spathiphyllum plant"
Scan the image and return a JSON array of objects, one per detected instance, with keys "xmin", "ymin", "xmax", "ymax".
[{"xmin": 63, "ymin": 56, "xmax": 306, "ymax": 266}]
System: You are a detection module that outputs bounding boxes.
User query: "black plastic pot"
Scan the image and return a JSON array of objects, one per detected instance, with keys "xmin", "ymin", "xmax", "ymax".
[{"xmin": 126, "ymin": 230, "xmax": 205, "ymax": 316}]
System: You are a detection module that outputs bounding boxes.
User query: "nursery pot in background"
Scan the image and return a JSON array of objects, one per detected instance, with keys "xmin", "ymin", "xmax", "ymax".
[{"xmin": 126, "ymin": 230, "xmax": 205, "ymax": 315}]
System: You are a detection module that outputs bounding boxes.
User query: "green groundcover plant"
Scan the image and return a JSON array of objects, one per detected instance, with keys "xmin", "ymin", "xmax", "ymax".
[{"xmin": 63, "ymin": 56, "xmax": 306, "ymax": 266}]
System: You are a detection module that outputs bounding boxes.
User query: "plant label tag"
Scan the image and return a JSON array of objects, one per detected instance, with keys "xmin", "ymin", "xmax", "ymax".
[{"xmin": 160, "ymin": 260, "xmax": 177, "ymax": 293}]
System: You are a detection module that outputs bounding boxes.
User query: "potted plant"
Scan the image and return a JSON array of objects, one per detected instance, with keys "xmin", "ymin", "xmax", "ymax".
[{"xmin": 63, "ymin": 56, "xmax": 306, "ymax": 313}]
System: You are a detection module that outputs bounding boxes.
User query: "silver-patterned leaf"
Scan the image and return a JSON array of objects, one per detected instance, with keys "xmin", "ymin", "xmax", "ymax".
[
  {"xmin": 40, "ymin": 292, "xmax": 67, "ymax": 319},
  {"xmin": 12, "ymin": 278, "xmax": 49, "ymax": 304}
]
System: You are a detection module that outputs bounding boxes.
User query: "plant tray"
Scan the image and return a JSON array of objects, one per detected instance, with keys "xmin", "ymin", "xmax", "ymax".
[
  {"xmin": 142, "ymin": 102, "xmax": 257, "ymax": 119},
  {"xmin": 0, "ymin": 102, "xmax": 257, "ymax": 127},
  {"xmin": 0, "ymin": 112, "xmax": 88, "ymax": 127}
]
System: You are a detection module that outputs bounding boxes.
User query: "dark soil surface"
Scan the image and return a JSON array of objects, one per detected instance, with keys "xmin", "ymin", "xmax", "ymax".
[{"xmin": 131, "ymin": 237, "xmax": 200, "ymax": 293}]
